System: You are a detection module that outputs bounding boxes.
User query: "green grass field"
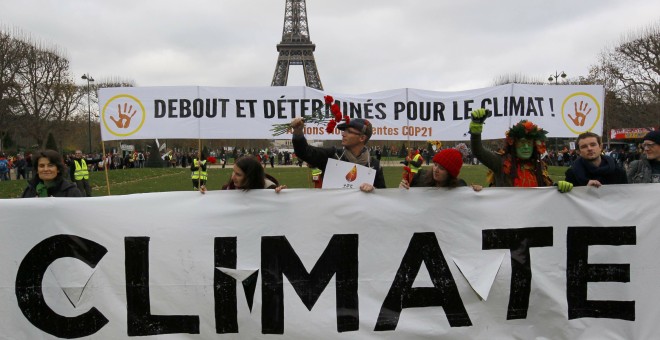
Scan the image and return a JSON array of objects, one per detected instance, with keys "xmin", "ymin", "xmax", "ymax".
[{"xmin": 0, "ymin": 164, "xmax": 568, "ymax": 198}]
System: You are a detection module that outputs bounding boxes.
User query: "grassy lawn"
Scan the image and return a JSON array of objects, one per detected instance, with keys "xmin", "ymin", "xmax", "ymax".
[{"xmin": 0, "ymin": 164, "xmax": 568, "ymax": 199}]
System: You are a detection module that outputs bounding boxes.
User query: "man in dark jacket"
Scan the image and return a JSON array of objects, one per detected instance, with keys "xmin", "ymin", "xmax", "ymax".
[
  {"xmin": 564, "ymin": 132, "xmax": 627, "ymax": 188},
  {"xmin": 290, "ymin": 117, "xmax": 385, "ymax": 192},
  {"xmin": 15, "ymin": 154, "xmax": 27, "ymax": 179}
]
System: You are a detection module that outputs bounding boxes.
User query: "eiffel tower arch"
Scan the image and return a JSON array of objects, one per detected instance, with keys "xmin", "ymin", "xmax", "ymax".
[{"xmin": 271, "ymin": 0, "xmax": 323, "ymax": 90}]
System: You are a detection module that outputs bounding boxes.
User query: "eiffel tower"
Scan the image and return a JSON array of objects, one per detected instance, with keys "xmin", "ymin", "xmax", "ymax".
[{"xmin": 271, "ymin": 0, "xmax": 323, "ymax": 90}]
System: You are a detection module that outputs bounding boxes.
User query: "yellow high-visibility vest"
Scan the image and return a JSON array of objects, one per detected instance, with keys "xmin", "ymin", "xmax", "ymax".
[
  {"xmin": 191, "ymin": 159, "xmax": 208, "ymax": 180},
  {"xmin": 410, "ymin": 153, "xmax": 423, "ymax": 173},
  {"xmin": 74, "ymin": 159, "xmax": 89, "ymax": 180}
]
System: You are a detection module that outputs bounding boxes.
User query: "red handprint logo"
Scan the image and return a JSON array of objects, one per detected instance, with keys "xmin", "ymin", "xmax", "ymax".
[
  {"xmin": 568, "ymin": 101, "xmax": 592, "ymax": 127},
  {"xmin": 110, "ymin": 103, "xmax": 137, "ymax": 129}
]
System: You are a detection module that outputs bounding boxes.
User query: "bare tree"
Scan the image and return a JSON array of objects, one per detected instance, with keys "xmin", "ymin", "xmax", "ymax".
[
  {"xmin": 0, "ymin": 29, "xmax": 30, "ymax": 149},
  {"xmin": 51, "ymin": 79, "xmax": 85, "ymax": 146},
  {"xmin": 14, "ymin": 39, "xmax": 74, "ymax": 147},
  {"xmin": 594, "ymin": 21, "xmax": 660, "ymax": 128}
]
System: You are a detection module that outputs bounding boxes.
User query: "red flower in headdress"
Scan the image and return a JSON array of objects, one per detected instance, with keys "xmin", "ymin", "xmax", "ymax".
[
  {"xmin": 505, "ymin": 120, "xmax": 548, "ymax": 143},
  {"xmin": 536, "ymin": 140, "xmax": 547, "ymax": 154},
  {"xmin": 523, "ymin": 121, "xmax": 535, "ymax": 133}
]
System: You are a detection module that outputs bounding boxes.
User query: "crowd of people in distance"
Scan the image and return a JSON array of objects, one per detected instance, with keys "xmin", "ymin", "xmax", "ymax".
[{"xmin": 3, "ymin": 110, "xmax": 659, "ymax": 198}]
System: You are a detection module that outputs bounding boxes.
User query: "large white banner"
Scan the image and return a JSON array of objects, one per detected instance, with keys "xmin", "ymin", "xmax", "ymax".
[
  {"xmin": 98, "ymin": 84, "xmax": 604, "ymax": 141},
  {"xmin": 2, "ymin": 185, "xmax": 651, "ymax": 339}
]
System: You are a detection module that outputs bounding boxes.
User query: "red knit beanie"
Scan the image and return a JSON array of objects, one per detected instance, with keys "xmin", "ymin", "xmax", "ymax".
[{"xmin": 432, "ymin": 149, "xmax": 463, "ymax": 178}]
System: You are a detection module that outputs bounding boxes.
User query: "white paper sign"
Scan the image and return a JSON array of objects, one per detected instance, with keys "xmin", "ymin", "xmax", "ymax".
[{"xmin": 321, "ymin": 158, "xmax": 376, "ymax": 189}]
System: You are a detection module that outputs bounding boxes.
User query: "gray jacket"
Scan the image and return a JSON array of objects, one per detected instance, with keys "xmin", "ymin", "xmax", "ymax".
[{"xmin": 627, "ymin": 156, "xmax": 652, "ymax": 183}]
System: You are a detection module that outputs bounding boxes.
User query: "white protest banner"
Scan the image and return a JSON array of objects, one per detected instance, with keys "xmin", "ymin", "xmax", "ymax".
[
  {"xmin": 2, "ymin": 185, "xmax": 653, "ymax": 338},
  {"xmin": 321, "ymin": 158, "xmax": 376, "ymax": 189},
  {"xmin": 98, "ymin": 84, "xmax": 604, "ymax": 141}
]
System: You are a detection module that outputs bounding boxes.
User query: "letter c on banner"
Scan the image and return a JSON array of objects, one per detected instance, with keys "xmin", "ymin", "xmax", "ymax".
[{"xmin": 15, "ymin": 235, "xmax": 108, "ymax": 338}]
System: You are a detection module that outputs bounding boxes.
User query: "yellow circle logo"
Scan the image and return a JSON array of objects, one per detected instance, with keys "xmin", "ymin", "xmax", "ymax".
[
  {"xmin": 561, "ymin": 92, "xmax": 601, "ymax": 135},
  {"xmin": 102, "ymin": 94, "xmax": 146, "ymax": 137}
]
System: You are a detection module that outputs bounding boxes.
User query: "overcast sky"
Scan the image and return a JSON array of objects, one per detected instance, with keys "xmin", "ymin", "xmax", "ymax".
[{"xmin": 2, "ymin": 0, "xmax": 659, "ymax": 94}]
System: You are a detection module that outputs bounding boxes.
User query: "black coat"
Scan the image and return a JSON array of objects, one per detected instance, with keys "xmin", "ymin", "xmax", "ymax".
[
  {"xmin": 22, "ymin": 178, "xmax": 83, "ymax": 198},
  {"xmin": 292, "ymin": 135, "xmax": 386, "ymax": 188},
  {"xmin": 565, "ymin": 155, "xmax": 628, "ymax": 186}
]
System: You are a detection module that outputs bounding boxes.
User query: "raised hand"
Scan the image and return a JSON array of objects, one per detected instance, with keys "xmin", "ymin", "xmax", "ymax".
[
  {"xmin": 469, "ymin": 108, "xmax": 490, "ymax": 134},
  {"xmin": 290, "ymin": 117, "xmax": 305, "ymax": 135}
]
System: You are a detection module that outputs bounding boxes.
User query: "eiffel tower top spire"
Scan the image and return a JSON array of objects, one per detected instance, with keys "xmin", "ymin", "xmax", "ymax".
[
  {"xmin": 280, "ymin": 0, "xmax": 311, "ymax": 44},
  {"xmin": 271, "ymin": 0, "xmax": 323, "ymax": 90}
]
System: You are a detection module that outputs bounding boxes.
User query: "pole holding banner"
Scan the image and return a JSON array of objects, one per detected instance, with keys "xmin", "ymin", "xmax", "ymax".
[{"xmin": 101, "ymin": 142, "xmax": 111, "ymax": 196}]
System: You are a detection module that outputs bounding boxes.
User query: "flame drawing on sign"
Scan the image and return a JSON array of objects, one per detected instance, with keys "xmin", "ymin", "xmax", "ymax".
[{"xmin": 345, "ymin": 165, "xmax": 358, "ymax": 182}]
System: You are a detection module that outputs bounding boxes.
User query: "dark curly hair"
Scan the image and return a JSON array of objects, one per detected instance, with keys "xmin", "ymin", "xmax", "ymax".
[{"xmin": 32, "ymin": 150, "xmax": 66, "ymax": 182}]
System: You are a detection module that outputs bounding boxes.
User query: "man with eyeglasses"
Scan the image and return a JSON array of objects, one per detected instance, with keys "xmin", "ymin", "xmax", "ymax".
[
  {"xmin": 627, "ymin": 130, "xmax": 660, "ymax": 183},
  {"xmin": 290, "ymin": 117, "xmax": 385, "ymax": 192},
  {"xmin": 563, "ymin": 132, "xmax": 627, "ymax": 189}
]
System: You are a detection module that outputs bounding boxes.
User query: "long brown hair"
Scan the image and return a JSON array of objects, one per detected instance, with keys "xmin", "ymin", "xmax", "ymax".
[
  {"xmin": 420, "ymin": 168, "xmax": 461, "ymax": 188},
  {"xmin": 222, "ymin": 156, "xmax": 267, "ymax": 190}
]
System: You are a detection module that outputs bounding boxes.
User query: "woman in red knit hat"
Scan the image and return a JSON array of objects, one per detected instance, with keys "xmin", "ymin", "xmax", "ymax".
[{"xmin": 399, "ymin": 148, "xmax": 481, "ymax": 190}]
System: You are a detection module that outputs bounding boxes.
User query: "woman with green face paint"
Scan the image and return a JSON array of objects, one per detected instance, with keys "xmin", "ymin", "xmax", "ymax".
[
  {"xmin": 515, "ymin": 138, "xmax": 534, "ymax": 159},
  {"xmin": 469, "ymin": 109, "xmax": 553, "ymax": 187}
]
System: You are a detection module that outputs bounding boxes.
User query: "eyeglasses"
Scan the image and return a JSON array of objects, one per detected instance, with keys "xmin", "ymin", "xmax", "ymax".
[{"xmin": 642, "ymin": 142, "xmax": 657, "ymax": 149}]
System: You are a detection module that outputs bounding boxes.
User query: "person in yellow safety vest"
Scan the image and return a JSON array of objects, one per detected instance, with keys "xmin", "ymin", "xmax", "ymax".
[
  {"xmin": 191, "ymin": 152, "xmax": 208, "ymax": 191},
  {"xmin": 69, "ymin": 150, "xmax": 98, "ymax": 197},
  {"xmin": 128, "ymin": 151, "xmax": 136, "ymax": 168},
  {"xmin": 402, "ymin": 149, "xmax": 424, "ymax": 174}
]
